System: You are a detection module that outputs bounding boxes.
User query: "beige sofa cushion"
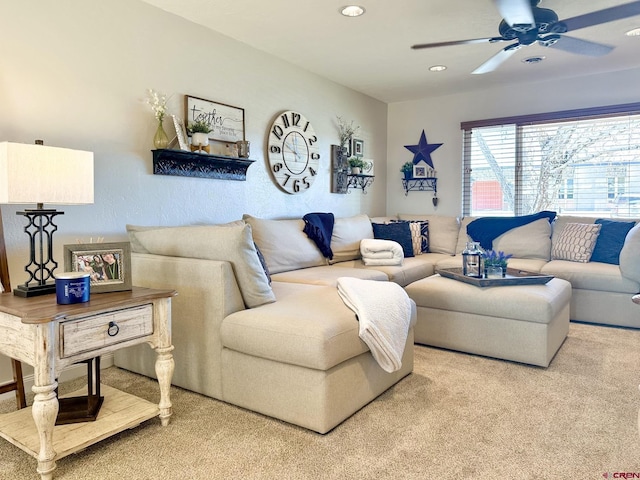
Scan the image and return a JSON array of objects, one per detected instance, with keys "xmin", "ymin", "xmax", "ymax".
[
  {"xmin": 243, "ymin": 214, "xmax": 326, "ymax": 274},
  {"xmin": 329, "ymin": 214, "xmax": 374, "ymax": 264},
  {"xmin": 398, "ymin": 214, "xmax": 459, "ymax": 255},
  {"xmin": 221, "ymin": 283, "xmax": 369, "ymax": 371},
  {"xmin": 127, "ymin": 222, "xmax": 275, "ymax": 308},
  {"xmin": 457, "ymin": 217, "xmax": 552, "ymax": 260}
]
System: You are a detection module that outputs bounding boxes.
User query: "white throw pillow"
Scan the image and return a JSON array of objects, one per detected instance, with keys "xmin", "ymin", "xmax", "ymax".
[
  {"xmin": 551, "ymin": 222, "xmax": 601, "ymax": 263},
  {"xmin": 398, "ymin": 214, "xmax": 459, "ymax": 255}
]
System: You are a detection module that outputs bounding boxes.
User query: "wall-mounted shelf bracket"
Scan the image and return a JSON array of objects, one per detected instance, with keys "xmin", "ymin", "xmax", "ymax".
[
  {"xmin": 347, "ymin": 174, "xmax": 375, "ymax": 194},
  {"xmin": 402, "ymin": 177, "xmax": 437, "ymax": 196}
]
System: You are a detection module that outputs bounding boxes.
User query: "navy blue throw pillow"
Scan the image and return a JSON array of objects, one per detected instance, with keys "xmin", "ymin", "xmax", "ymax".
[
  {"xmin": 371, "ymin": 222, "xmax": 414, "ymax": 258},
  {"xmin": 590, "ymin": 219, "xmax": 636, "ymax": 265}
]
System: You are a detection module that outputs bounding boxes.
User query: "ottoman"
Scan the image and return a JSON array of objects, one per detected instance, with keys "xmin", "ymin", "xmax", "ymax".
[{"xmin": 404, "ymin": 275, "xmax": 572, "ymax": 367}]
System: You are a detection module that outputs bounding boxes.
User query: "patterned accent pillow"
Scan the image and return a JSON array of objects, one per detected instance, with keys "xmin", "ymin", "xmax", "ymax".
[
  {"xmin": 551, "ymin": 223, "xmax": 602, "ymax": 263},
  {"xmin": 391, "ymin": 220, "xmax": 429, "ymax": 255}
]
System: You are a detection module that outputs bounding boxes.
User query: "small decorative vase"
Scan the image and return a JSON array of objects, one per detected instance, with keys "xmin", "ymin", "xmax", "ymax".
[
  {"xmin": 351, "ymin": 167, "xmax": 361, "ymax": 175},
  {"xmin": 404, "ymin": 171, "xmax": 412, "ymax": 180},
  {"xmin": 153, "ymin": 119, "xmax": 169, "ymax": 149}
]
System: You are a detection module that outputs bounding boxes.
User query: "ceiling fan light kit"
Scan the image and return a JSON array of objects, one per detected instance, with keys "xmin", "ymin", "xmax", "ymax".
[
  {"xmin": 626, "ymin": 27, "xmax": 640, "ymax": 36},
  {"xmin": 412, "ymin": 0, "xmax": 640, "ymax": 74}
]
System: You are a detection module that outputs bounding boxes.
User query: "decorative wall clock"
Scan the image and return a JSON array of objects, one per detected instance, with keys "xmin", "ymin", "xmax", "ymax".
[{"xmin": 267, "ymin": 111, "xmax": 320, "ymax": 194}]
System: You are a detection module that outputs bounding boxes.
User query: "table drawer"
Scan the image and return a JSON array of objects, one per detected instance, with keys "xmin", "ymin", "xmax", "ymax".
[{"xmin": 61, "ymin": 304, "xmax": 153, "ymax": 358}]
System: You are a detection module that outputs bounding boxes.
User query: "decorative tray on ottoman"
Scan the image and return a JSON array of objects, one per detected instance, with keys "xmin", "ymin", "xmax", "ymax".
[{"xmin": 436, "ymin": 267, "xmax": 554, "ymax": 287}]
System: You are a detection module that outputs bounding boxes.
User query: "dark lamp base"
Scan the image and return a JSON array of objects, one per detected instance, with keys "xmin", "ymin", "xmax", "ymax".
[{"xmin": 13, "ymin": 283, "xmax": 56, "ymax": 298}]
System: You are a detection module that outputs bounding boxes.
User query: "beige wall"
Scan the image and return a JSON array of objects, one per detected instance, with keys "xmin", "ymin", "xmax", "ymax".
[{"xmin": 0, "ymin": 1, "xmax": 388, "ymax": 386}]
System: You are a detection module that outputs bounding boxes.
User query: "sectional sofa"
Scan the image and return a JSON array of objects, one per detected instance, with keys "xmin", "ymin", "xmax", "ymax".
[{"xmin": 114, "ymin": 212, "xmax": 640, "ymax": 433}]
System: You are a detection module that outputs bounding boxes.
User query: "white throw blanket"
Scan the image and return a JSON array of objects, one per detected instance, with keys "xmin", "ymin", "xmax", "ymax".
[
  {"xmin": 336, "ymin": 277, "xmax": 412, "ymax": 373},
  {"xmin": 360, "ymin": 238, "xmax": 404, "ymax": 266}
]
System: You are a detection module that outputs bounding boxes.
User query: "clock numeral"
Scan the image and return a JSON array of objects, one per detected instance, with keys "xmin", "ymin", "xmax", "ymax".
[
  {"xmin": 281, "ymin": 113, "xmax": 290, "ymax": 129},
  {"xmin": 303, "ymin": 121, "xmax": 309, "ymax": 132},
  {"xmin": 310, "ymin": 153, "xmax": 320, "ymax": 160},
  {"xmin": 308, "ymin": 135, "xmax": 317, "ymax": 146},
  {"xmin": 272, "ymin": 125, "xmax": 284, "ymax": 140},
  {"xmin": 309, "ymin": 167, "xmax": 317, "ymax": 176},
  {"xmin": 272, "ymin": 162, "xmax": 283, "ymax": 173},
  {"xmin": 292, "ymin": 113, "xmax": 301, "ymax": 126},
  {"xmin": 270, "ymin": 145, "xmax": 281, "ymax": 154},
  {"xmin": 293, "ymin": 179, "xmax": 301, "ymax": 193},
  {"xmin": 302, "ymin": 177, "xmax": 310, "ymax": 189},
  {"xmin": 282, "ymin": 173, "xmax": 291, "ymax": 186}
]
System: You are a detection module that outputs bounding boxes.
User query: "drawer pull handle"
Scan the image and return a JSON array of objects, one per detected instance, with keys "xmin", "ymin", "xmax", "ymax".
[{"xmin": 107, "ymin": 321, "xmax": 120, "ymax": 337}]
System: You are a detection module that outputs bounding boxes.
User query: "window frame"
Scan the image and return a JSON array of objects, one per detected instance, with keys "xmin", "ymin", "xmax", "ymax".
[{"xmin": 461, "ymin": 102, "xmax": 640, "ymax": 217}]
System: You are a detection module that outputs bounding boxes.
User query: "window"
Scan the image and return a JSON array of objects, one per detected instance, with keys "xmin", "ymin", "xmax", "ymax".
[{"xmin": 461, "ymin": 103, "xmax": 640, "ymax": 218}]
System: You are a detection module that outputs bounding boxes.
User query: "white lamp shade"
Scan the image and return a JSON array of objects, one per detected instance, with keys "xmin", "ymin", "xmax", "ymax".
[{"xmin": 0, "ymin": 142, "xmax": 94, "ymax": 205}]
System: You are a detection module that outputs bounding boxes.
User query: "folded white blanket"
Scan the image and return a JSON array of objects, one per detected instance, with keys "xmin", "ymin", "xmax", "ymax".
[
  {"xmin": 336, "ymin": 277, "xmax": 412, "ymax": 373},
  {"xmin": 360, "ymin": 238, "xmax": 403, "ymax": 266}
]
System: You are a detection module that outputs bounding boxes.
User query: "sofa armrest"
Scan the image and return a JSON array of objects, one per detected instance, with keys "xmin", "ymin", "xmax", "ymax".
[
  {"xmin": 620, "ymin": 223, "xmax": 640, "ymax": 285},
  {"xmin": 114, "ymin": 253, "xmax": 245, "ymax": 399}
]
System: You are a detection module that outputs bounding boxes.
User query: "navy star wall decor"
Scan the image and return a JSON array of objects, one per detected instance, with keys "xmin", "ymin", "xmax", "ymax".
[{"xmin": 404, "ymin": 130, "xmax": 442, "ymax": 168}]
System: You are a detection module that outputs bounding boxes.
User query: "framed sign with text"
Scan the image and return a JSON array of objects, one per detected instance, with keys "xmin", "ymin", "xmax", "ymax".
[{"xmin": 185, "ymin": 95, "xmax": 245, "ymax": 143}]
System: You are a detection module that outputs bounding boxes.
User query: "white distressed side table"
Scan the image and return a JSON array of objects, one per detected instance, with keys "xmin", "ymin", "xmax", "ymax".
[{"xmin": 0, "ymin": 287, "xmax": 176, "ymax": 480}]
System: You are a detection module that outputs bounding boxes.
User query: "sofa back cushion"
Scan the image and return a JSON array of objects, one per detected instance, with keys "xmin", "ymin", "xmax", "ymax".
[
  {"xmin": 328, "ymin": 214, "xmax": 374, "ymax": 264},
  {"xmin": 243, "ymin": 214, "xmax": 326, "ymax": 274},
  {"xmin": 457, "ymin": 217, "xmax": 552, "ymax": 260},
  {"xmin": 127, "ymin": 222, "xmax": 275, "ymax": 308},
  {"xmin": 398, "ymin": 214, "xmax": 459, "ymax": 255}
]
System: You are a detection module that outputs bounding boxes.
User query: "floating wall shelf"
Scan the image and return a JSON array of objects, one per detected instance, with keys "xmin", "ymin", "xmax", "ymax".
[
  {"xmin": 347, "ymin": 174, "xmax": 375, "ymax": 194},
  {"xmin": 402, "ymin": 177, "xmax": 437, "ymax": 196},
  {"xmin": 152, "ymin": 149, "xmax": 255, "ymax": 181}
]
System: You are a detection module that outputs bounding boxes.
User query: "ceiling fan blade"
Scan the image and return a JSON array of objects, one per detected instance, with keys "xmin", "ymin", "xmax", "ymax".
[
  {"xmin": 472, "ymin": 43, "xmax": 521, "ymax": 74},
  {"xmin": 494, "ymin": 0, "xmax": 535, "ymax": 28},
  {"xmin": 543, "ymin": 35, "xmax": 614, "ymax": 57},
  {"xmin": 411, "ymin": 37, "xmax": 500, "ymax": 50},
  {"xmin": 561, "ymin": 1, "xmax": 640, "ymax": 32}
]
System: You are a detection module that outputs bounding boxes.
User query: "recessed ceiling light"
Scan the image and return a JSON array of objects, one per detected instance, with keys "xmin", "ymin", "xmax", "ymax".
[
  {"xmin": 626, "ymin": 27, "xmax": 640, "ymax": 36},
  {"xmin": 522, "ymin": 56, "xmax": 545, "ymax": 65},
  {"xmin": 429, "ymin": 65, "xmax": 447, "ymax": 72},
  {"xmin": 340, "ymin": 5, "xmax": 365, "ymax": 17}
]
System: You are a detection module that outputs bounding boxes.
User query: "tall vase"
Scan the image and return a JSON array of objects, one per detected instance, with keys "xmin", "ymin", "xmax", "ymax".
[{"xmin": 153, "ymin": 119, "xmax": 169, "ymax": 149}]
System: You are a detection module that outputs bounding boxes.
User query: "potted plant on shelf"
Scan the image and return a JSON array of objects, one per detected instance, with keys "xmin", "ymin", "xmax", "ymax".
[
  {"xmin": 348, "ymin": 157, "xmax": 364, "ymax": 174},
  {"xmin": 401, "ymin": 161, "xmax": 414, "ymax": 180},
  {"xmin": 188, "ymin": 120, "xmax": 213, "ymax": 148},
  {"xmin": 482, "ymin": 250, "xmax": 512, "ymax": 277}
]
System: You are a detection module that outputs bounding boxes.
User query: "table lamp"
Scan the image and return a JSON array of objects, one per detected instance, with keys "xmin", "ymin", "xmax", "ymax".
[{"xmin": 0, "ymin": 141, "xmax": 94, "ymax": 297}]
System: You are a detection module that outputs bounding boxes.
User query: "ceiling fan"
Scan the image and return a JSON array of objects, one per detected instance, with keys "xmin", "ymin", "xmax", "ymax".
[{"xmin": 411, "ymin": 0, "xmax": 640, "ymax": 74}]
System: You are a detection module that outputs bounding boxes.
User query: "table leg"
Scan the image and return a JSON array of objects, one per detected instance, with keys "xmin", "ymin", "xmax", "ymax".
[
  {"xmin": 154, "ymin": 298, "xmax": 174, "ymax": 426},
  {"xmin": 31, "ymin": 382, "xmax": 59, "ymax": 480},
  {"xmin": 33, "ymin": 321, "xmax": 58, "ymax": 480},
  {"xmin": 155, "ymin": 345, "xmax": 174, "ymax": 426}
]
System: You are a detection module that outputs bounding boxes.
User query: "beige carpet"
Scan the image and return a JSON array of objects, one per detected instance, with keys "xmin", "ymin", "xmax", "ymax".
[{"xmin": 2, "ymin": 321, "xmax": 640, "ymax": 479}]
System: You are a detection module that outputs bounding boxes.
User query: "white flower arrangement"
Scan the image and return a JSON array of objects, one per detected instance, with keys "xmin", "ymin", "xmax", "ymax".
[
  {"xmin": 146, "ymin": 88, "xmax": 167, "ymax": 123},
  {"xmin": 336, "ymin": 116, "xmax": 360, "ymax": 148}
]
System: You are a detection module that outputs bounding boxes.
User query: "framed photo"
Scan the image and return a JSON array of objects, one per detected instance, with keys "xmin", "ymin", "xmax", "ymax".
[
  {"xmin": 185, "ymin": 95, "xmax": 245, "ymax": 143},
  {"xmin": 171, "ymin": 115, "xmax": 190, "ymax": 151},
  {"xmin": 352, "ymin": 138, "xmax": 364, "ymax": 157},
  {"xmin": 63, "ymin": 242, "xmax": 132, "ymax": 293},
  {"xmin": 413, "ymin": 164, "xmax": 428, "ymax": 178}
]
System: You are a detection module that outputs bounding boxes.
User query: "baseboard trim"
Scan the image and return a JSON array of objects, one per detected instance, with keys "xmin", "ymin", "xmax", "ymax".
[{"xmin": 0, "ymin": 353, "xmax": 114, "ymax": 403}]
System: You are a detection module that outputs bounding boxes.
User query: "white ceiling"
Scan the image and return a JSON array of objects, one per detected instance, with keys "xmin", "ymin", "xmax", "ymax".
[{"xmin": 140, "ymin": 0, "xmax": 640, "ymax": 103}]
